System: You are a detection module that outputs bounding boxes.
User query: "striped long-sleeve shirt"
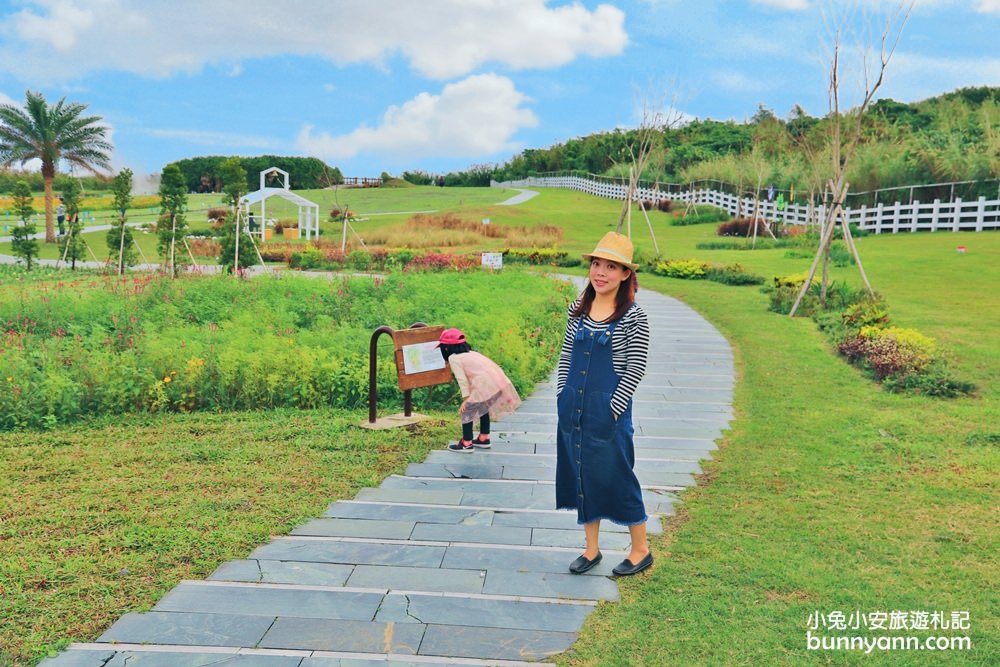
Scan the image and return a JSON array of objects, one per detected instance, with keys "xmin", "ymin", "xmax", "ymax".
[{"xmin": 556, "ymin": 300, "xmax": 650, "ymax": 419}]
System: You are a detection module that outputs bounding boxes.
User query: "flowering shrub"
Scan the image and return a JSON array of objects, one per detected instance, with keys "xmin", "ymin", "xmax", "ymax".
[
  {"xmin": 763, "ymin": 276, "xmax": 972, "ymax": 397},
  {"xmin": 838, "ymin": 326, "xmax": 936, "ymax": 380},
  {"xmin": 502, "ymin": 248, "xmax": 573, "ymax": 266}
]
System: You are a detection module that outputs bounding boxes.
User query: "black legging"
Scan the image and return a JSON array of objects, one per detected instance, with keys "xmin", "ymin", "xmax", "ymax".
[{"xmin": 462, "ymin": 414, "xmax": 490, "ymax": 441}]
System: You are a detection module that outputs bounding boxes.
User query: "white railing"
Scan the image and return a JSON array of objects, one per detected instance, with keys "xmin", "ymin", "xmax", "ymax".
[{"xmin": 496, "ymin": 175, "xmax": 1000, "ymax": 233}]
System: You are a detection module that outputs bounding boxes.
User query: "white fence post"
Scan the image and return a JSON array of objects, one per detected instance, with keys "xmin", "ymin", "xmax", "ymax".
[{"xmin": 494, "ymin": 176, "xmax": 1000, "ymax": 233}]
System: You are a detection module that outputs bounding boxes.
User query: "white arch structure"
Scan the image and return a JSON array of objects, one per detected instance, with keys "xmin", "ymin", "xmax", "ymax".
[{"xmin": 240, "ymin": 167, "xmax": 321, "ymax": 241}]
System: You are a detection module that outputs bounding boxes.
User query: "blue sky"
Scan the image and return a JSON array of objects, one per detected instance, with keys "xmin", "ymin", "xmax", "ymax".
[{"xmin": 0, "ymin": 0, "xmax": 997, "ymax": 186}]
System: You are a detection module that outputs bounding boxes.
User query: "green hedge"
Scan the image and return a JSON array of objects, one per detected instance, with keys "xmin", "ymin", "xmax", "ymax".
[{"xmin": 0, "ymin": 270, "xmax": 573, "ymax": 430}]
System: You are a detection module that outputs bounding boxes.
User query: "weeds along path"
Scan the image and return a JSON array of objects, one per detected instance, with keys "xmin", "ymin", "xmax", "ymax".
[{"xmin": 40, "ymin": 275, "xmax": 733, "ymax": 665}]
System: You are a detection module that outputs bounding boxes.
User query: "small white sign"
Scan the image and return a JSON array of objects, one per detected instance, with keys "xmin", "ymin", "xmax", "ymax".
[
  {"xmin": 481, "ymin": 252, "xmax": 503, "ymax": 269},
  {"xmin": 401, "ymin": 341, "xmax": 446, "ymax": 375},
  {"xmin": 482, "ymin": 217, "xmax": 491, "ymax": 225}
]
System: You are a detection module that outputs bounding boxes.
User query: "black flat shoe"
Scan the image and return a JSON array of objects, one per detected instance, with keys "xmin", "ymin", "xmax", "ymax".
[
  {"xmin": 612, "ymin": 552, "xmax": 653, "ymax": 576},
  {"xmin": 568, "ymin": 552, "xmax": 602, "ymax": 574}
]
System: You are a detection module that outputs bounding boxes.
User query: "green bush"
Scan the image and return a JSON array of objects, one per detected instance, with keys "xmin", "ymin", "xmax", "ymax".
[
  {"xmin": 653, "ymin": 259, "xmax": 707, "ymax": 279},
  {"xmin": 704, "ymin": 265, "xmax": 765, "ymax": 286},
  {"xmin": 0, "ymin": 270, "xmax": 571, "ymax": 430},
  {"xmin": 502, "ymin": 248, "xmax": 571, "ymax": 266},
  {"xmin": 668, "ymin": 205, "xmax": 730, "ymax": 226}
]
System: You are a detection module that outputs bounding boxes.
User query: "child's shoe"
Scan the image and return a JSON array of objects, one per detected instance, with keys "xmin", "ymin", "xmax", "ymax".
[
  {"xmin": 448, "ymin": 439, "xmax": 474, "ymax": 453},
  {"xmin": 472, "ymin": 434, "xmax": 491, "ymax": 449}
]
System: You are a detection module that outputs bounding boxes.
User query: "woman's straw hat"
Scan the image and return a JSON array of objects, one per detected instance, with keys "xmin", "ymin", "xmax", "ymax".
[{"xmin": 583, "ymin": 231, "xmax": 638, "ymax": 270}]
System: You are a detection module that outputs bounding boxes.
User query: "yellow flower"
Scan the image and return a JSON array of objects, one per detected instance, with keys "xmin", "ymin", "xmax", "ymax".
[
  {"xmin": 163, "ymin": 376, "xmax": 172, "ymax": 383},
  {"xmin": 5, "ymin": 377, "xmax": 11, "ymax": 382}
]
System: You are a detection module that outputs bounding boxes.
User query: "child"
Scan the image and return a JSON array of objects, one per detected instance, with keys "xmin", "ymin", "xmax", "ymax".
[{"xmin": 436, "ymin": 328, "xmax": 521, "ymax": 453}]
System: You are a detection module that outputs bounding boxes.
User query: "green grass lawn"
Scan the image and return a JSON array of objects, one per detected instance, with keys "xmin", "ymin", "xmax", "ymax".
[
  {"xmin": 0, "ymin": 186, "xmax": 521, "ymax": 265},
  {"xmin": 1, "ymin": 187, "xmax": 997, "ymax": 665}
]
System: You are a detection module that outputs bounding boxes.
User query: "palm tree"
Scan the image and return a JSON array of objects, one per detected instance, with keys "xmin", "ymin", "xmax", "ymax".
[{"xmin": 0, "ymin": 90, "xmax": 112, "ymax": 243}]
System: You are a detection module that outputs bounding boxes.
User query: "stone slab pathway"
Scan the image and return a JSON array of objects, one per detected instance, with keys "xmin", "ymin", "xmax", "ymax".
[{"xmin": 40, "ymin": 282, "xmax": 733, "ymax": 666}]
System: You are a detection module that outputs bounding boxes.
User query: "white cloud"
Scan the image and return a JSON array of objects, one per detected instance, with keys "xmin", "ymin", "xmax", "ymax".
[
  {"xmin": 144, "ymin": 128, "xmax": 282, "ymax": 150},
  {"xmin": 883, "ymin": 51, "xmax": 1000, "ymax": 101},
  {"xmin": 976, "ymin": 0, "xmax": 1000, "ymax": 14},
  {"xmin": 0, "ymin": 0, "xmax": 627, "ymax": 82},
  {"xmin": 0, "ymin": 90, "xmax": 18, "ymax": 106},
  {"xmin": 751, "ymin": 0, "xmax": 810, "ymax": 9},
  {"xmin": 296, "ymin": 74, "xmax": 538, "ymax": 161}
]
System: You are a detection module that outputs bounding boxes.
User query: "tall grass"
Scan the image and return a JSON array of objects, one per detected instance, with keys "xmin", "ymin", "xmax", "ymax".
[{"xmin": 361, "ymin": 212, "xmax": 563, "ymax": 248}]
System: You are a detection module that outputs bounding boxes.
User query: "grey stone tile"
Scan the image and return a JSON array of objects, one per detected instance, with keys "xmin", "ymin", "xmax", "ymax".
[
  {"xmin": 251, "ymin": 539, "xmax": 445, "ymax": 568},
  {"xmin": 347, "ymin": 564, "xmax": 485, "ymax": 593},
  {"xmin": 634, "ymin": 459, "xmax": 703, "ymax": 473},
  {"xmin": 153, "ymin": 582, "xmax": 382, "ymax": 621},
  {"xmin": 260, "ymin": 616, "xmax": 425, "ymax": 654},
  {"xmin": 96, "ymin": 610, "xmax": 272, "ymax": 646},
  {"xmin": 379, "ymin": 477, "xmax": 533, "ymax": 495},
  {"xmin": 635, "ymin": 447, "xmax": 711, "ymax": 461},
  {"xmin": 442, "ymin": 545, "xmax": 617, "ymax": 576},
  {"xmin": 495, "ymin": 431, "xmax": 556, "ymax": 444},
  {"xmin": 531, "ymin": 527, "xmax": 631, "ymax": 550},
  {"xmin": 302, "ymin": 658, "xmax": 451, "ymax": 667},
  {"xmin": 38, "ymin": 650, "xmax": 118, "ymax": 667},
  {"xmin": 637, "ymin": 374, "xmax": 733, "ymax": 388},
  {"xmin": 209, "ymin": 559, "xmax": 355, "ymax": 587},
  {"xmin": 354, "ymin": 488, "xmax": 464, "ymax": 505},
  {"xmin": 208, "ymin": 559, "xmax": 264, "ymax": 582},
  {"xmin": 459, "ymin": 490, "xmax": 552, "ymax": 510},
  {"xmin": 42, "ymin": 650, "xmax": 300, "ymax": 667},
  {"xmin": 424, "ymin": 451, "xmax": 554, "ymax": 468},
  {"xmin": 375, "ymin": 593, "xmax": 592, "ymax": 633},
  {"xmin": 482, "ymin": 568, "xmax": 619, "ymax": 601},
  {"xmin": 323, "ymin": 502, "xmax": 479, "ymax": 524},
  {"xmin": 483, "ymin": 440, "xmax": 537, "ymax": 453},
  {"xmin": 454, "ymin": 508, "xmax": 496, "ymax": 525},
  {"xmin": 418, "ymin": 624, "xmax": 577, "ymax": 661},
  {"xmin": 635, "ymin": 422, "xmax": 724, "ymax": 438},
  {"xmin": 501, "ymin": 465, "xmax": 556, "ymax": 481},
  {"xmin": 492, "ymin": 510, "xmax": 663, "ymax": 534},
  {"xmin": 292, "ymin": 518, "xmax": 416, "ymax": 539},
  {"xmin": 411, "ymin": 523, "xmax": 532, "ymax": 545},
  {"xmin": 633, "ymin": 435, "xmax": 719, "ymax": 449},
  {"xmin": 404, "ymin": 463, "xmax": 504, "ymax": 480},
  {"xmin": 636, "ymin": 470, "xmax": 697, "ymax": 487}
]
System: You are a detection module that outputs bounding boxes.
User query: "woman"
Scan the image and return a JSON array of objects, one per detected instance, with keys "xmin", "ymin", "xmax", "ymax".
[{"xmin": 556, "ymin": 231, "xmax": 652, "ymax": 576}]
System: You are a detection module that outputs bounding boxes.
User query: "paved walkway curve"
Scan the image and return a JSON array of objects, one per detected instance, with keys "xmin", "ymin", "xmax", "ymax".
[{"xmin": 40, "ymin": 279, "xmax": 733, "ymax": 667}]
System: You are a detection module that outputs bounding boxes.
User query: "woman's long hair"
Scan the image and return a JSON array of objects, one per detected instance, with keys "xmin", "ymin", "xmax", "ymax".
[{"xmin": 571, "ymin": 267, "xmax": 638, "ymax": 321}]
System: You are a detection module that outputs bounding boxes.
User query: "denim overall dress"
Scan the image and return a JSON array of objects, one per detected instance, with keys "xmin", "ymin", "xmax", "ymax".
[{"xmin": 555, "ymin": 317, "xmax": 647, "ymax": 526}]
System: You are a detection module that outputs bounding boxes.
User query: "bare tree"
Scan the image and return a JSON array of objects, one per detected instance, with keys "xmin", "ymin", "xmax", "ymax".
[
  {"xmin": 789, "ymin": 1, "xmax": 913, "ymax": 317},
  {"xmin": 614, "ymin": 81, "xmax": 687, "ymax": 257}
]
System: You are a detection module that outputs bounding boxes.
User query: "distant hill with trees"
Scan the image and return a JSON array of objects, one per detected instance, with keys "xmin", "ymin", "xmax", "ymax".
[{"xmin": 485, "ymin": 86, "xmax": 999, "ymax": 202}]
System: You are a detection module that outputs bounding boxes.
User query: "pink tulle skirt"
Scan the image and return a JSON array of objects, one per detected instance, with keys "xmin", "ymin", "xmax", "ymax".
[{"xmin": 455, "ymin": 351, "xmax": 521, "ymax": 423}]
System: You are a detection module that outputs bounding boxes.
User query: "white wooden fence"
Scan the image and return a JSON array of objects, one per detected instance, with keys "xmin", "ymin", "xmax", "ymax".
[{"xmin": 495, "ymin": 175, "xmax": 1000, "ymax": 233}]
